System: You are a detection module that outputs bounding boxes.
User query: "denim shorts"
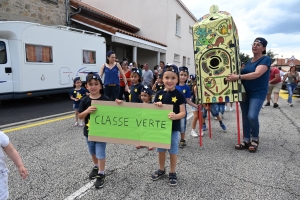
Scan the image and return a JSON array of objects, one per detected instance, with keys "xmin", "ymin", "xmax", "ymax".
[
  {"xmin": 73, "ymin": 104, "xmax": 79, "ymax": 110},
  {"xmin": 202, "ymin": 104, "xmax": 219, "ymax": 118},
  {"xmin": 157, "ymin": 131, "xmax": 180, "ymax": 154},
  {"xmin": 191, "ymin": 106, "xmax": 198, "ymax": 111},
  {"xmin": 179, "ymin": 117, "xmax": 187, "ymax": 133},
  {"xmin": 86, "ymin": 137, "xmax": 107, "ymax": 160}
]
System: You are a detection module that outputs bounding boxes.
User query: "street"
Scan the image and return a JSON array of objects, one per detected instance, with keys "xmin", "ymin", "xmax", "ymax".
[{"xmin": 1, "ymin": 93, "xmax": 300, "ymax": 200}]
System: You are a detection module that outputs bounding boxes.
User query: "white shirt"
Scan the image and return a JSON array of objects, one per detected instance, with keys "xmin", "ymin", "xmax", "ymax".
[{"xmin": 0, "ymin": 132, "xmax": 9, "ymax": 171}]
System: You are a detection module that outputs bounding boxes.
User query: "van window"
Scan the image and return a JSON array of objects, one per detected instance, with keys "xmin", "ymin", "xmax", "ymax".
[
  {"xmin": 0, "ymin": 41, "xmax": 7, "ymax": 64},
  {"xmin": 26, "ymin": 44, "xmax": 53, "ymax": 63},
  {"xmin": 83, "ymin": 50, "xmax": 96, "ymax": 64}
]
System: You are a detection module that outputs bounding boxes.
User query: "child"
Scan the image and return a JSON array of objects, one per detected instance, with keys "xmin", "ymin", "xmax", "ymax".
[
  {"xmin": 130, "ymin": 68, "xmax": 144, "ymax": 103},
  {"xmin": 214, "ymin": 103, "xmax": 225, "ymax": 120},
  {"xmin": 78, "ymin": 72, "xmax": 110, "ymax": 189},
  {"xmin": 152, "ymin": 73, "xmax": 164, "ymax": 92},
  {"xmin": 190, "ymin": 78, "xmax": 202, "ymax": 137},
  {"xmin": 225, "ymin": 102, "xmax": 233, "ymax": 111},
  {"xmin": 0, "ymin": 131, "xmax": 28, "ymax": 199},
  {"xmin": 69, "ymin": 77, "xmax": 87, "ymax": 127},
  {"xmin": 176, "ymin": 66, "xmax": 198, "ymax": 148},
  {"xmin": 202, "ymin": 103, "xmax": 226, "ymax": 132},
  {"xmin": 151, "ymin": 64, "xmax": 186, "ymax": 186},
  {"xmin": 136, "ymin": 86, "xmax": 154, "ymax": 151}
]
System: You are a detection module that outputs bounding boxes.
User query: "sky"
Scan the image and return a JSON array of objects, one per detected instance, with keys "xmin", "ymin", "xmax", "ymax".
[{"xmin": 181, "ymin": 0, "xmax": 300, "ymax": 60}]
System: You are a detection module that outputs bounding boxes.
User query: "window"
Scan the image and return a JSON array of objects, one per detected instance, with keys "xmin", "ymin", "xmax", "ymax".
[
  {"xmin": 176, "ymin": 15, "xmax": 181, "ymax": 36},
  {"xmin": 83, "ymin": 50, "xmax": 96, "ymax": 64},
  {"xmin": 187, "ymin": 57, "xmax": 190, "ymax": 64},
  {"xmin": 0, "ymin": 41, "xmax": 7, "ymax": 64},
  {"xmin": 189, "ymin": 26, "xmax": 192, "ymax": 33},
  {"xmin": 25, "ymin": 44, "xmax": 52, "ymax": 63},
  {"xmin": 174, "ymin": 54, "xmax": 180, "ymax": 62}
]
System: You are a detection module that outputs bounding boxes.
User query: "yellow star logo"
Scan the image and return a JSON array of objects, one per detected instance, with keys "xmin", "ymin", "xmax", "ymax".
[
  {"xmin": 73, "ymin": 91, "xmax": 76, "ymax": 93},
  {"xmin": 158, "ymin": 95, "xmax": 163, "ymax": 100},
  {"xmin": 183, "ymin": 89, "xmax": 186, "ymax": 93},
  {"xmin": 76, "ymin": 93, "xmax": 82, "ymax": 99},
  {"xmin": 86, "ymin": 119, "xmax": 90, "ymax": 130},
  {"xmin": 172, "ymin": 96, "xmax": 178, "ymax": 103},
  {"xmin": 134, "ymin": 88, "xmax": 138, "ymax": 92},
  {"xmin": 160, "ymin": 86, "xmax": 162, "ymax": 89}
]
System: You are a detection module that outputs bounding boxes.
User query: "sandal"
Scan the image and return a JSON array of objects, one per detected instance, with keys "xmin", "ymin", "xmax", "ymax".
[
  {"xmin": 151, "ymin": 169, "xmax": 165, "ymax": 180},
  {"xmin": 249, "ymin": 140, "xmax": 259, "ymax": 153},
  {"xmin": 136, "ymin": 145, "xmax": 143, "ymax": 149},
  {"xmin": 169, "ymin": 172, "xmax": 177, "ymax": 186},
  {"xmin": 235, "ymin": 141, "xmax": 250, "ymax": 150},
  {"xmin": 148, "ymin": 147, "xmax": 154, "ymax": 151}
]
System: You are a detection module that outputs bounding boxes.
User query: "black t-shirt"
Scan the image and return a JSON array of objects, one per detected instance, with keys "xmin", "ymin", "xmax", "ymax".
[
  {"xmin": 130, "ymin": 83, "xmax": 144, "ymax": 103},
  {"xmin": 154, "ymin": 89, "xmax": 186, "ymax": 131},
  {"xmin": 155, "ymin": 83, "xmax": 164, "ymax": 91},
  {"xmin": 78, "ymin": 95, "xmax": 110, "ymax": 137}
]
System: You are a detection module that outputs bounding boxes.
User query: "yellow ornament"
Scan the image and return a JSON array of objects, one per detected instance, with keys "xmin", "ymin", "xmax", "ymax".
[
  {"xmin": 158, "ymin": 95, "xmax": 163, "ymax": 100},
  {"xmin": 76, "ymin": 93, "xmax": 82, "ymax": 99},
  {"xmin": 134, "ymin": 88, "xmax": 138, "ymax": 92},
  {"xmin": 172, "ymin": 96, "xmax": 178, "ymax": 103},
  {"xmin": 86, "ymin": 119, "xmax": 90, "ymax": 130},
  {"xmin": 183, "ymin": 89, "xmax": 186, "ymax": 93}
]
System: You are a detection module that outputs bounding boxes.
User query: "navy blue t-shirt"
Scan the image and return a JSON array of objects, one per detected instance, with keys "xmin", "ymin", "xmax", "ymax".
[
  {"xmin": 130, "ymin": 83, "xmax": 144, "ymax": 103},
  {"xmin": 69, "ymin": 87, "xmax": 87, "ymax": 106},
  {"xmin": 241, "ymin": 56, "xmax": 271, "ymax": 100},
  {"xmin": 154, "ymin": 89, "xmax": 186, "ymax": 131}
]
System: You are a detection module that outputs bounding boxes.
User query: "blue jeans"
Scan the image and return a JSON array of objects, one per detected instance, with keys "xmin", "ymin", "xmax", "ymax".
[
  {"xmin": 287, "ymin": 83, "xmax": 297, "ymax": 103},
  {"xmin": 240, "ymin": 98, "xmax": 264, "ymax": 141},
  {"xmin": 157, "ymin": 131, "xmax": 180, "ymax": 154},
  {"xmin": 104, "ymin": 85, "xmax": 120, "ymax": 101},
  {"xmin": 86, "ymin": 137, "xmax": 107, "ymax": 160}
]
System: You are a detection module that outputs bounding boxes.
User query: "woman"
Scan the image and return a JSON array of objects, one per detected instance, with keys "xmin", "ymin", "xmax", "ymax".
[
  {"xmin": 283, "ymin": 65, "xmax": 299, "ymax": 106},
  {"xmin": 118, "ymin": 61, "xmax": 131, "ymax": 102},
  {"xmin": 99, "ymin": 50, "xmax": 129, "ymax": 101},
  {"xmin": 226, "ymin": 37, "xmax": 271, "ymax": 153}
]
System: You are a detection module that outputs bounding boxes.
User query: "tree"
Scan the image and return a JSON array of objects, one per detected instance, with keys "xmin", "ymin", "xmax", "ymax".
[
  {"xmin": 239, "ymin": 52, "xmax": 251, "ymax": 64},
  {"xmin": 266, "ymin": 49, "xmax": 276, "ymax": 63}
]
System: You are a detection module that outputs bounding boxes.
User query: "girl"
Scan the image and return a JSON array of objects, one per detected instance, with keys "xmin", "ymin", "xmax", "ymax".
[
  {"xmin": 69, "ymin": 77, "xmax": 87, "ymax": 126},
  {"xmin": 99, "ymin": 50, "xmax": 129, "ymax": 101},
  {"xmin": 130, "ymin": 68, "xmax": 144, "ymax": 103},
  {"xmin": 283, "ymin": 65, "xmax": 299, "ymax": 106},
  {"xmin": 136, "ymin": 86, "xmax": 154, "ymax": 151},
  {"xmin": 118, "ymin": 61, "xmax": 131, "ymax": 102},
  {"xmin": 151, "ymin": 64, "xmax": 186, "ymax": 186},
  {"xmin": 0, "ymin": 131, "xmax": 28, "ymax": 199},
  {"xmin": 78, "ymin": 72, "xmax": 110, "ymax": 189},
  {"xmin": 152, "ymin": 74, "xmax": 164, "ymax": 92},
  {"xmin": 175, "ymin": 66, "xmax": 198, "ymax": 148}
]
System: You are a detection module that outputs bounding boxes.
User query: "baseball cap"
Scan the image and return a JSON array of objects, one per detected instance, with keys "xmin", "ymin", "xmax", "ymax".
[
  {"xmin": 179, "ymin": 66, "xmax": 189, "ymax": 73},
  {"xmin": 254, "ymin": 37, "xmax": 268, "ymax": 54},
  {"xmin": 163, "ymin": 63, "xmax": 179, "ymax": 74},
  {"xmin": 73, "ymin": 77, "xmax": 81, "ymax": 83},
  {"xmin": 141, "ymin": 85, "xmax": 152, "ymax": 96}
]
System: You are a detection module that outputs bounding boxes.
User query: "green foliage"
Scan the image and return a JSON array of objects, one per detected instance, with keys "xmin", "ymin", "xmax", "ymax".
[
  {"xmin": 239, "ymin": 49, "xmax": 276, "ymax": 64},
  {"xmin": 266, "ymin": 49, "xmax": 276, "ymax": 63},
  {"xmin": 239, "ymin": 52, "xmax": 251, "ymax": 63}
]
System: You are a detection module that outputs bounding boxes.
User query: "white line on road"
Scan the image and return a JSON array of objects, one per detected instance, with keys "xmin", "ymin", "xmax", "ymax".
[{"xmin": 64, "ymin": 112, "xmax": 195, "ymax": 200}]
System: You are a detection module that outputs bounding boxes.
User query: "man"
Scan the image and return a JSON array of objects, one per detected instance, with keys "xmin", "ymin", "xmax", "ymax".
[
  {"xmin": 142, "ymin": 63, "xmax": 154, "ymax": 88},
  {"xmin": 265, "ymin": 64, "xmax": 281, "ymax": 108}
]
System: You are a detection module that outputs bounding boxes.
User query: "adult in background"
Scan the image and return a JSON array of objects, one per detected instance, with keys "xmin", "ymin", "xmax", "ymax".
[
  {"xmin": 99, "ymin": 50, "xmax": 128, "ymax": 101},
  {"xmin": 118, "ymin": 61, "xmax": 131, "ymax": 102},
  {"xmin": 226, "ymin": 37, "xmax": 271, "ymax": 153},
  {"xmin": 265, "ymin": 64, "xmax": 281, "ymax": 108},
  {"xmin": 283, "ymin": 65, "xmax": 299, "ymax": 107},
  {"xmin": 158, "ymin": 61, "xmax": 165, "ymax": 74},
  {"xmin": 142, "ymin": 63, "xmax": 154, "ymax": 88}
]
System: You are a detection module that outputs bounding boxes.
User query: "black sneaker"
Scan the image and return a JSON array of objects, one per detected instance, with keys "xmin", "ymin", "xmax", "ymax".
[
  {"xmin": 169, "ymin": 172, "xmax": 177, "ymax": 186},
  {"xmin": 273, "ymin": 103, "xmax": 279, "ymax": 108},
  {"xmin": 264, "ymin": 102, "xmax": 270, "ymax": 106},
  {"xmin": 94, "ymin": 174, "xmax": 105, "ymax": 189},
  {"xmin": 179, "ymin": 139, "xmax": 186, "ymax": 148},
  {"xmin": 89, "ymin": 166, "xmax": 99, "ymax": 180},
  {"xmin": 151, "ymin": 169, "xmax": 166, "ymax": 180}
]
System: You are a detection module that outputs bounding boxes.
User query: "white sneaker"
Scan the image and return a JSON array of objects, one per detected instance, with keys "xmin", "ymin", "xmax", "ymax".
[
  {"xmin": 225, "ymin": 106, "xmax": 228, "ymax": 111},
  {"xmin": 79, "ymin": 121, "xmax": 84, "ymax": 127},
  {"xmin": 229, "ymin": 107, "xmax": 233, "ymax": 111},
  {"xmin": 74, "ymin": 122, "xmax": 78, "ymax": 127},
  {"xmin": 214, "ymin": 117, "xmax": 217, "ymax": 120},
  {"xmin": 191, "ymin": 129, "xmax": 198, "ymax": 137}
]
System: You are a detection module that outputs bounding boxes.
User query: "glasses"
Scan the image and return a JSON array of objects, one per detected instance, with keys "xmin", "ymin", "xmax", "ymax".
[{"xmin": 251, "ymin": 42, "xmax": 262, "ymax": 47}]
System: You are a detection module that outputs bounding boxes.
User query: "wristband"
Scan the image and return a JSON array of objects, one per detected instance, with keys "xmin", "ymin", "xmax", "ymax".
[{"xmin": 125, "ymin": 82, "xmax": 128, "ymax": 85}]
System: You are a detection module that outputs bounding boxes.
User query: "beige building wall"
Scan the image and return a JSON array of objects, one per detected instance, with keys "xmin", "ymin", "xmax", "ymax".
[
  {"xmin": 82, "ymin": 0, "xmax": 196, "ymax": 73},
  {"xmin": 0, "ymin": 0, "xmax": 66, "ymax": 26}
]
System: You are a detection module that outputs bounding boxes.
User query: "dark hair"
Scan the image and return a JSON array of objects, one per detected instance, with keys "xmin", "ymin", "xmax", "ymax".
[
  {"xmin": 86, "ymin": 73, "xmax": 104, "ymax": 94},
  {"xmin": 154, "ymin": 65, "xmax": 158, "ymax": 70},
  {"xmin": 160, "ymin": 61, "xmax": 165, "ymax": 65},
  {"xmin": 106, "ymin": 50, "xmax": 115, "ymax": 64},
  {"xmin": 278, "ymin": 67, "xmax": 282, "ymax": 70}
]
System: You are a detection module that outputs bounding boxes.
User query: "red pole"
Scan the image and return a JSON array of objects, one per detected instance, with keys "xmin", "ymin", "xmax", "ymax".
[
  {"xmin": 208, "ymin": 105, "xmax": 212, "ymax": 139},
  {"xmin": 198, "ymin": 104, "xmax": 202, "ymax": 147},
  {"xmin": 236, "ymin": 102, "xmax": 241, "ymax": 144}
]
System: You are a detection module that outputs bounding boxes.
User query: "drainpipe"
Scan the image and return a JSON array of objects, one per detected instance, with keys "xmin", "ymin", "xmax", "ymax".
[
  {"xmin": 65, "ymin": 0, "xmax": 70, "ymax": 26},
  {"xmin": 70, "ymin": 7, "xmax": 82, "ymax": 19}
]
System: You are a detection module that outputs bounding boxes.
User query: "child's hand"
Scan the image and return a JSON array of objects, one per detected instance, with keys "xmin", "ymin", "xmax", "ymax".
[
  {"xmin": 168, "ymin": 112, "xmax": 176, "ymax": 120},
  {"xmin": 86, "ymin": 106, "xmax": 97, "ymax": 113},
  {"xmin": 74, "ymin": 98, "xmax": 79, "ymax": 101},
  {"xmin": 115, "ymin": 99, "xmax": 123, "ymax": 104},
  {"xmin": 18, "ymin": 165, "xmax": 28, "ymax": 179},
  {"xmin": 154, "ymin": 102, "xmax": 163, "ymax": 107}
]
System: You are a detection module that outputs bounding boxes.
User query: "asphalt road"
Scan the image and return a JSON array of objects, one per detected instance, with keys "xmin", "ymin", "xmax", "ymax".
[
  {"xmin": 0, "ymin": 93, "xmax": 72, "ymax": 125},
  {"xmin": 2, "ymin": 95, "xmax": 300, "ymax": 200}
]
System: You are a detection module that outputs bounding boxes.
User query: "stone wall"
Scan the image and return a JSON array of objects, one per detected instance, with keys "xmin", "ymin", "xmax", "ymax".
[{"xmin": 0, "ymin": 0, "xmax": 66, "ymax": 26}]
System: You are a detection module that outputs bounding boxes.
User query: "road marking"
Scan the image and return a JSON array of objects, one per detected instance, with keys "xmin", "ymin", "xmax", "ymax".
[
  {"xmin": 279, "ymin": 89, "xmax": 298, "ymax": 100},
  {"xmin": 3, "ymin": 115, "xmax": 73, "ymax": 133},
  {"xmin": 64, "ymin": 112, "xmax": 195, "ymax": 200}
]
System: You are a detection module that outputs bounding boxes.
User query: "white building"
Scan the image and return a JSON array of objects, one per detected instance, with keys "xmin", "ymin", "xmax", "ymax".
[{"xmin": 69, "ymin": 0, "xmax": 197, "ymax": 73}]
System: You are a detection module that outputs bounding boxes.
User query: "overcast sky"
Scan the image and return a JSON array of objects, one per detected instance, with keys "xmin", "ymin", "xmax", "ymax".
[{"xmin": 181, "ymin": 0, "xmax": 300, "ymax": 59}]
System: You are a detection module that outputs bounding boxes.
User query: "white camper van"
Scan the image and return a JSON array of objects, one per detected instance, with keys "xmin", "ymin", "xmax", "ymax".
[{"xmin": 0, "ymin": 21, "xmax": 106, "ymax": 100}]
